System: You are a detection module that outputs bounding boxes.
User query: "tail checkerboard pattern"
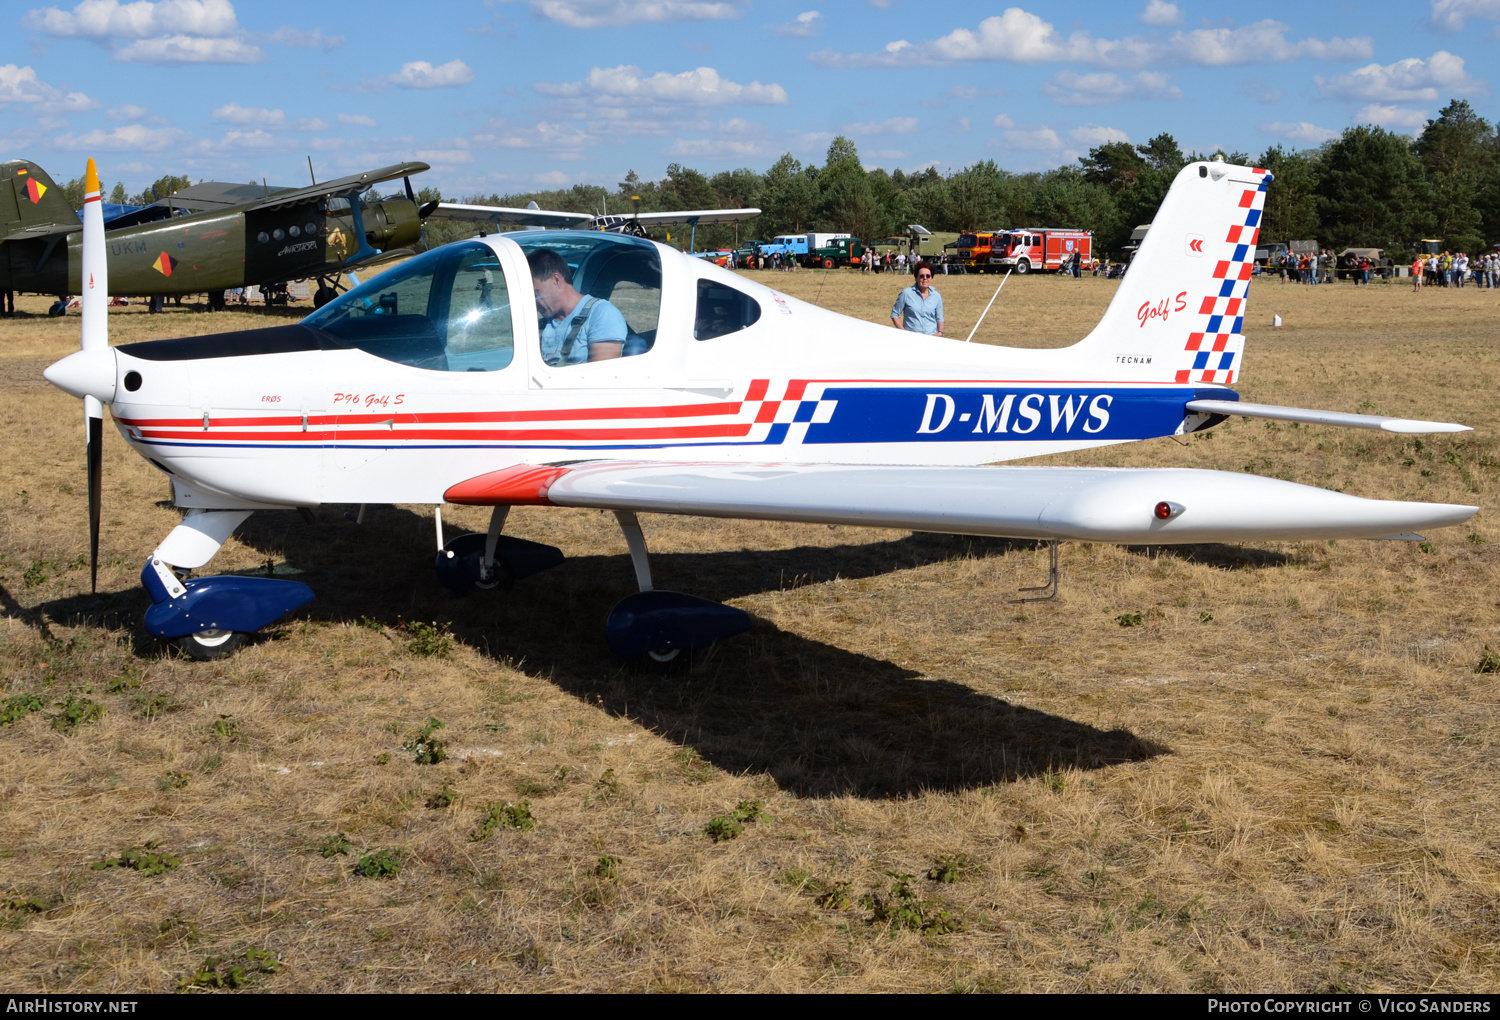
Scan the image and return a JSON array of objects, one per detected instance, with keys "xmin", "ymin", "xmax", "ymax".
[{"xmin": 1079, "ymin": 161, "xmax": 1272, "ymax": 387}]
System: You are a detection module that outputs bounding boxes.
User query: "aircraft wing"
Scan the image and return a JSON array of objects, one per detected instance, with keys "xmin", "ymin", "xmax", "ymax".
[
  {"xmin": 446, "ymin": 462, "xmax": 1476, "ymax": 545},
  {"xmin": 592, "ymin": 208, "xmax": 761, "ymax": 230},
  {"xmin": 243, "ymin": 162, "xmax": 431, "ymax": 213},
  {"xmin": 0, "ymin": 220, "xmax": 77, "ymax": 243},
  {"xmin": 428, "ymin": 203, "xmax": 595, "ymax": 229}
]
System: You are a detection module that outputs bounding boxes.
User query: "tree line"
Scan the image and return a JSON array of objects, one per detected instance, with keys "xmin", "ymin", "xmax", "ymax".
[
  {"xmin": 54, "ymin": 97, "xmax": 1497, "ymax": 260},
  {"xmin": 423, "ymin": 98, "xmax": 1499, "ymax": 260}
]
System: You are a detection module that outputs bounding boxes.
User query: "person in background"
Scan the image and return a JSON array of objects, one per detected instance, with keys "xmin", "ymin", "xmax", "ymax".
[
  {"xmin": 1412, "ymin": 254, "xmax": 1424, "ymax": 291},
  {"xmin": 1455, "ymin": 252, "xmax": 1468, "ymax": 288},
  {"xmin": 890, "ymin": 260, "xmax": 944, "ymax": 337}
]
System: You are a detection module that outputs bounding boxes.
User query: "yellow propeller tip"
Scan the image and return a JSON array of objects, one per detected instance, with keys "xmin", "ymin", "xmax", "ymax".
[{"xmin": 85, "ymin": 158, "xmax": 99, "ymax": 194}]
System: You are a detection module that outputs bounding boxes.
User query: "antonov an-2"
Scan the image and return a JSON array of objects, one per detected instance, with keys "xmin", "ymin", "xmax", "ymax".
[{"xmin": 44, "ymin": 157, "xmax": 1476, "ymax": 661}]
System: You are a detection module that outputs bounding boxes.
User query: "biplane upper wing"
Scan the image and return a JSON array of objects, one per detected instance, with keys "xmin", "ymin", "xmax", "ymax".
[
  {"xmin": 242, "ymin": 161, "xmax": 431, "ymax": 213},
  {"xmin": 445, "ymin": 461, "xmax": 1477, "ymax": 545}
]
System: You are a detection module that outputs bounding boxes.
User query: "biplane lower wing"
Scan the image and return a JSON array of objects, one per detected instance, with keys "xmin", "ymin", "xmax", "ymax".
[{"xmin": 445, "ymin": 461, "xmax": 1477, "ymax": 545}]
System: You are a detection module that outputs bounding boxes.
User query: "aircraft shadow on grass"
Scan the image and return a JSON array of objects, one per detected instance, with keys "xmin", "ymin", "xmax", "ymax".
[{"xmin": 23, "ymin": 505, "xmax": 1171, "ymax": 798}]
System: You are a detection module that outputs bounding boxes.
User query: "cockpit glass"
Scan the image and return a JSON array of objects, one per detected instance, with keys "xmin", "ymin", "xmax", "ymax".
[
  {"xmin": 302, "ymin": 241, "xmax": 513, "ymax": 372},
  {"xmin": 512, "ymin": 231, "xmax": 662, "ymax": 365}
]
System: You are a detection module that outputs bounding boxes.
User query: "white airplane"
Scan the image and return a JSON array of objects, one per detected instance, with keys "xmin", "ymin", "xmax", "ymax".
[
  {"xmin": 45, "ymin": 157, "xmax": 1476, "ymax": 662},
  {"xmin": 426, "ymin": 199, "xmax": 760, "ymax": 252}
]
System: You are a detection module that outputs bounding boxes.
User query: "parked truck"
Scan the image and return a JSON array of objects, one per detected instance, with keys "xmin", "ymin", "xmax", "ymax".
[
  {"xmin": 969, "ymin": 228, "xmax": 1092, "ymax": 274},
  {"xmin": 955, "ymin": 231, "xmax": 1005, "ymax": 270}
]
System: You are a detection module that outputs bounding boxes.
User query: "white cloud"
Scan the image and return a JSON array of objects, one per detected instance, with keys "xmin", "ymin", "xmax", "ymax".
[
  {"xmin": 338, "ymin": 113, "xmax": 377, "ymax": 127},
  {"xmin": 949, "ymin": 117, "xmax": 970, "ymax": 132},
  {"xmin": 812, "ymin": 10, "xmax": 1370, "ymax": 70},
  {"xmin": 113, "ymin": 34, "xmax": 264, "ymax": 62},
  {"xmin": 534, "ymin": 170, "xmax": 570, "ymax": 185},
  {"xmin": 383, "ymin": 59, "xmax": 475, "ymax": 89},
  {"xmin": 0, "ymin": 63, "xmax": 98, "ymax": 114},
  {"xmin": 948, "ymin": 84, "xmax": 979, "ymax": 100},
  {"xmin": 536, "ymin": 65, "xmax": 787, "ymax": 105},
  {"xmin": 23, "ymin": 0, "xmax": 239, "ymax": 38},
  {"xmin": 1004, "ymin": 125, "xmax": 1063, "ymax": 150},
  {"xmin": 53, "ymin": 123, "xmax": 188, "ymax": 152},
  {"xmin": 1316, "ymin": 51, "xmax": 1481, "ymax": 103},
  {"xmin": 211, "ymin": 102, "xmax": 285, "ymax": 127},
  {"xmin": 293, "ymin": 117, "xmax": 327, "ymax": 131},
  {"xmin": 842, "ymin": 116, "xmax": 920, "ymax": 135},
  {"xmin": 769, "ymin": 10, "xmax": 820, "ymax": 37},
  {"xmin": 992, "ymin": 113, "xmax": 1015, "ymax": 128},
  {"xmin": 1259, "ymin": 121, "xmax": 1340, "ymax": 143},
  {"xmin": 415, "ymin": 147, "xmax": 475, "ymax": 164},
  {"xmin": 668, "ymin": 137, "xmax": 769, "ymax": 158},
  {"xmin": 1068, "ymin": 124, "xmax": 1129, "ymax": 146},
  {"xmin": 508, "ymin": 0, "xmax": 740, "ymax": 27},
  {"xmin": 1353, "ymin": 104, "xmax": 1431, "ymax": 131},
  {"xmin": 262, "ymin": 26, "xmax": 344, "ymax": 49},
  {"xmin": 473, "ymin": 120, "xmax": 594, "ymax": 158},
  {"xmin": 1140, "ymin": 0, "xmax": 1183, "ymax": 26},
  {"xmin": 215, "ymin": 128, "xmax": 281, "ymax": 149},
  {"xmin": 108, "ymin": 102, "xmax": 147, "ymax": 119},
  {"xmin": 1429, "ymin": 0, "xmax": 1500, "ymax": 31},
  {"xmin": 1043, "ymin": 70, "xmax": 1181, "ymax": 105}
]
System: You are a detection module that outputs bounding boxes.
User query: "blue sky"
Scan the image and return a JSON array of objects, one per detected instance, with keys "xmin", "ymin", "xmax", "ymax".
[{"xmin": 4, "ymin": 0, "xmax": 1498, "ymax": 197}]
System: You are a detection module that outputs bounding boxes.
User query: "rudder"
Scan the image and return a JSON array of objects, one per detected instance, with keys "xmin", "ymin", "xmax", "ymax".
[
  {"xmin": 1, "ymin": 159, "xmax": 78, "ymax": 239},
  {"xmin": 1078, "ymin": 160, "xmax": 1271, "ymax": 386}
]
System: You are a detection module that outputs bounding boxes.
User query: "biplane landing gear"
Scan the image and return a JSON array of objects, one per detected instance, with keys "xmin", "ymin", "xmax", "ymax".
[
  {"xmin": 139, "ymin": 510, "xmax": 315, "ymax": 659},
  {"xmin": 433, "ymin": 505, "xmax": 565, "ymax": 592},
  {"xmin": 603, "ymin": 511, "xmax": 751, "ymax": 661}
]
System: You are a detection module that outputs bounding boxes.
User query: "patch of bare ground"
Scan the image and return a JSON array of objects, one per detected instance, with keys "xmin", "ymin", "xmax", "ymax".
[{"xmin": 0, "ymin": 272, "xmax": 1498, "ymax": 991}]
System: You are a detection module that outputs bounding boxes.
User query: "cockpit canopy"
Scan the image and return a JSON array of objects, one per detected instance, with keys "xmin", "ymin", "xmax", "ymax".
[{"xmin": 302, "ymin": 232, "xmax": 666, "ymax": 373}]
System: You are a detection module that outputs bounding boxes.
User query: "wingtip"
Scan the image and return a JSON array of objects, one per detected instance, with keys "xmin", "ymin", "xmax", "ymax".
[
  {"xmin": 84, "ymin": 157, "xmax": 98, "ymax": 195},
  {"xmin": 1379, "ymin": 420, "xmax": 1472, "ymax": 434}
]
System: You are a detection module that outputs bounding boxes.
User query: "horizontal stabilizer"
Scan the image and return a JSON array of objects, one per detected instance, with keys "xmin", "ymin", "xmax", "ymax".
[{"xmin": 1186, "ymin": 399, "xmax": 1471, "ymax": 434}]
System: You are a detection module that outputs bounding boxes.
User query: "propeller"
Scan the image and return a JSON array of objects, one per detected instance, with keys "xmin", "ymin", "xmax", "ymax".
[{"xmin": 79, "ymin": 158, "xmax": 109, "ymax": 593}]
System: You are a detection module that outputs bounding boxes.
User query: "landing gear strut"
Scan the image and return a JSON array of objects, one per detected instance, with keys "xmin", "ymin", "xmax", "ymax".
[
  {"xmin": 603, "ymin": 511, "xmax": 752, "ymax": 660},
  {"xmin": 433, "ymin": 505, "xmax": 565, "ymax": 591}
]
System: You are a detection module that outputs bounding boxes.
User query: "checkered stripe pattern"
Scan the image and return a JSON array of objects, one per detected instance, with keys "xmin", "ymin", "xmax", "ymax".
[
  {"xmin": 1175, "ymin": 168, "xmax": 1270, "ymax": 385},
  {"xmin": 743, "ymin": 379, "xmax": 839, "ymax": 443}
]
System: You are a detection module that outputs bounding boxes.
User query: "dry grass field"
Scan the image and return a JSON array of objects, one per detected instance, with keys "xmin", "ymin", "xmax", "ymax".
[{"xmin": 1, "ymin": 268, "xmax": 1498, "ymax": 993}]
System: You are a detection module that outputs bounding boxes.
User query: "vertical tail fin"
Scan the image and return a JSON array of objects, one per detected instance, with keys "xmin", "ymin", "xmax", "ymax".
[
  {"xmin": 1079, "ymin": 160, "xmax": 1271, "ymax": 386},
  {"xmin": 0, "ymin": 159, "xmax": 80, "ymax": 238}
]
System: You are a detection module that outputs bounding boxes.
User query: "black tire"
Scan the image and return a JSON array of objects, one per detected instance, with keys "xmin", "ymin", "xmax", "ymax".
[
  {"xmin": 1014, "ymin": 260, "xmax": 1031, "ymax": 275},
  {"xmin": 174, "ymin": 629, "xmax": 248, "ymax": 661},
  {"xmin": 313, "ymin": 286, "xmax": 337, "ymax": 308},
  {"xmin": 48, "ymin": 301, "xmax": 66, "ymax": 317}
]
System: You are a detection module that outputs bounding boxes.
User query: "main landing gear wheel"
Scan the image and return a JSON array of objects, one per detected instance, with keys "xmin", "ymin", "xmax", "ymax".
[
  {"xmin": 647, "ymin": 648, "xmax": 681, "ymax": 663},
  {"xmin": 174, "ymin": 628, "xmax": 248, "ymax": 661},
  {"xmin": 313, "ymin": 286, "xmax": 338, "ymax": 308}
]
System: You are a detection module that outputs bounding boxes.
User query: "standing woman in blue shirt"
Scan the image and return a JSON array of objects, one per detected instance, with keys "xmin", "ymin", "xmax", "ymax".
[{"xmin": 890, "ymin": 260, "xmax": 945, "ymax": 336}]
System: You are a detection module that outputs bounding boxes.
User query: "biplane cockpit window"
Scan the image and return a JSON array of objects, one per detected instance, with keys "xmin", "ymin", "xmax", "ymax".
[
  {"xmin": 513, "ymin": 232, "xmax": 662, "ymax": 364},
  {"xmin": 303, "ymin": 241, "xmax": 514, "ymax": 372}
]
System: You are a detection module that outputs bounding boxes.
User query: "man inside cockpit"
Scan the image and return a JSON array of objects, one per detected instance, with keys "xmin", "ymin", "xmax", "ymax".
[{"xmin": 528, "ymin": 248, "xmax": 627, "ymax": 366}]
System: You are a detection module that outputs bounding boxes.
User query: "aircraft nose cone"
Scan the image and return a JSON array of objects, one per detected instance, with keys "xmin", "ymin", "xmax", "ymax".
[{"xmin": 44, "ymin": 348, "xmax": 118, "ymax": 403}]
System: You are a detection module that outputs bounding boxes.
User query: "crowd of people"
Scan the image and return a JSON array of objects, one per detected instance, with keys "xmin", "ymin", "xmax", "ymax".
[{"xmin": 1409, "ymin": 251, "xmax": 1499, "ymax": 290}]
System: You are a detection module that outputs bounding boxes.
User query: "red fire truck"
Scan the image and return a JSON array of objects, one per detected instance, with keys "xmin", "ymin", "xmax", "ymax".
[{"xmin": 984, "ymin": 228, "xmax": 1092, "ymax": 274}]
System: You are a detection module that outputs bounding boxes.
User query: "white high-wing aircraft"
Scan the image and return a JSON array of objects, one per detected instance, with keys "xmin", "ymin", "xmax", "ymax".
[
  {"xmin": 425, "ymin": 200, "xmax": 760, "ymax": 249},
  {"xmin": 45, "ymin": 158, "xmax": 1476, "ymax": 661}
]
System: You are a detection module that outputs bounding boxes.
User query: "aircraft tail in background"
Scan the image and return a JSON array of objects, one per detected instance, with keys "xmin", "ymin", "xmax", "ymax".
[
  {"xmin": 0, "ymin": 159, "xmax": 81, "ymax": 242},
  {"xmin": 1078, "ymin": 159, "xmax": 1270, "ymax": 387}
]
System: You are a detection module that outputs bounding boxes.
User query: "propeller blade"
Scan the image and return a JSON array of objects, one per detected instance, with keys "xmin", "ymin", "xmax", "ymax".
[
  {"xmin": 418, "ymin": 199, "xmax": 440, "ymax": 219},
  {"xmin": 87, "ymin": 412, "xmax": 101, "ymax": 593},
  {"xmin": 404, "ymin": 175, "xmax": 417, "ymax": 204},
  {"xmin": 80, "ymin": 157, "xmax": 109, "ymax": 593}
]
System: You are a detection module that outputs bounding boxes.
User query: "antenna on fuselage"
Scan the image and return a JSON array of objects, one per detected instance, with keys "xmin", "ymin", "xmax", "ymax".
[{"xmin": 307, "ymin": 156, "xmax": 317, "ymax": 185}]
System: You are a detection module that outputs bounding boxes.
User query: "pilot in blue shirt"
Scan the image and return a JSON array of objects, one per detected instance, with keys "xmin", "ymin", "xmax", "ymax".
[{"xmin": 528, "ymin": 248, "xmax": 629, "ymax": 366}]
